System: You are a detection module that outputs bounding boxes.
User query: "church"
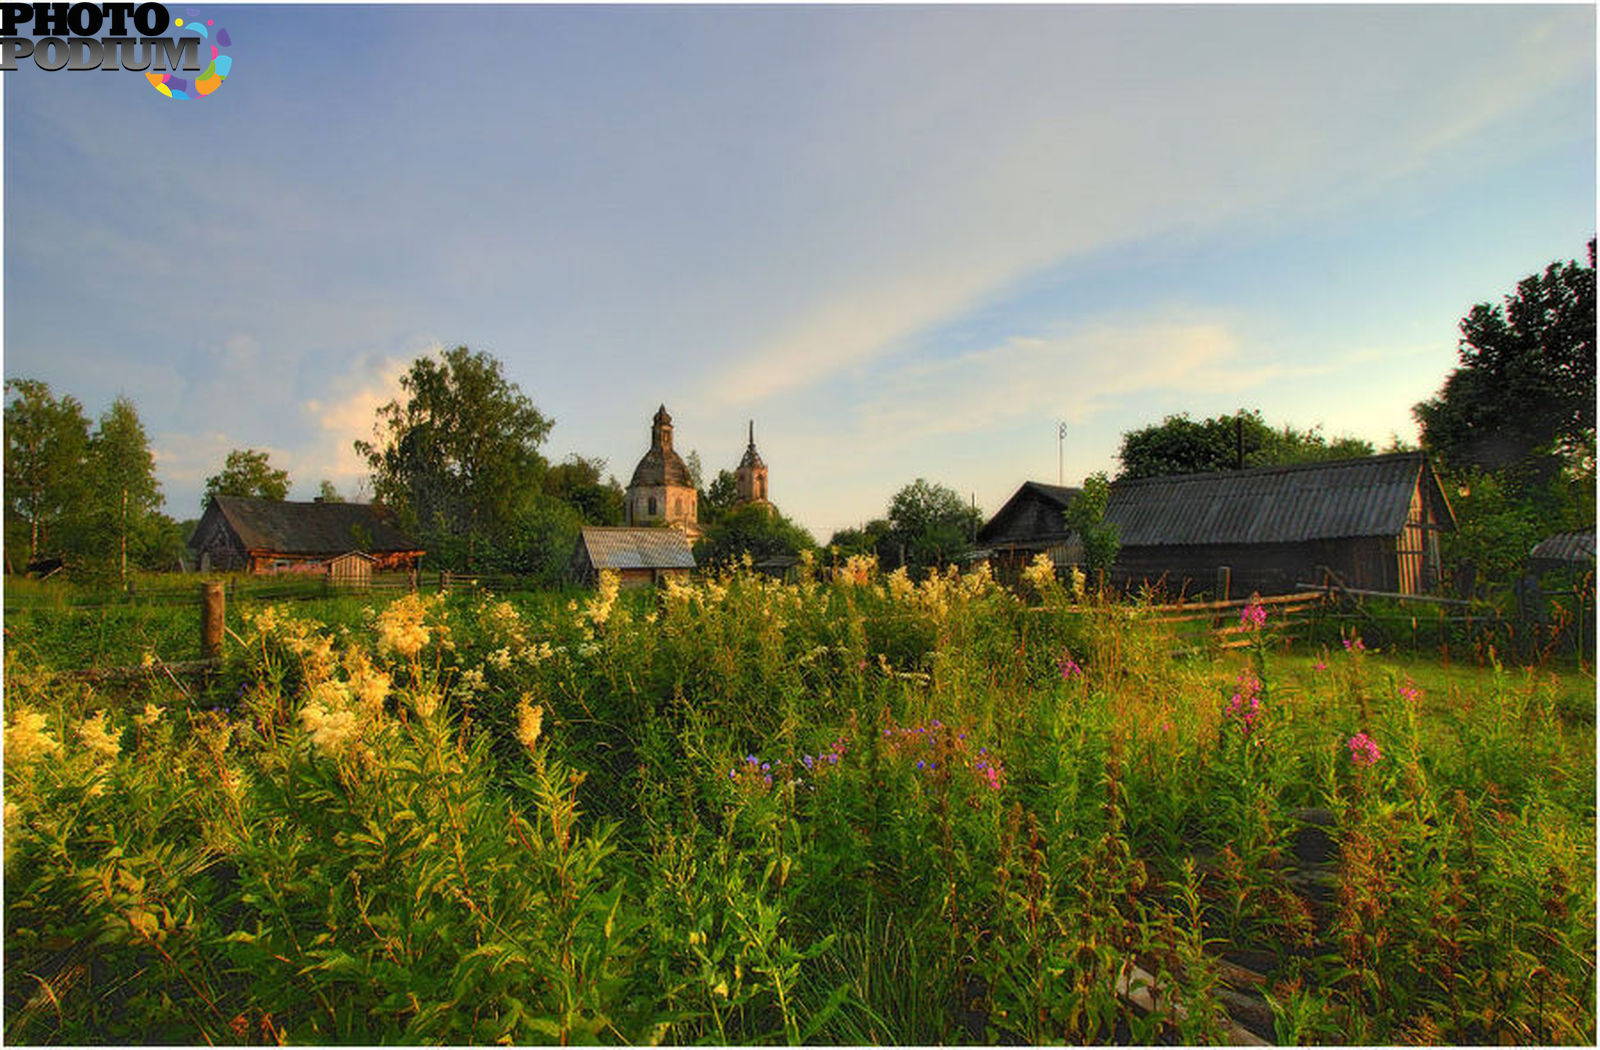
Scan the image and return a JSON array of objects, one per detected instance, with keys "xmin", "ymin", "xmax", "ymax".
[{"xmin": 623, "ymin": 405, "xmax": 770, "ymax": 539}]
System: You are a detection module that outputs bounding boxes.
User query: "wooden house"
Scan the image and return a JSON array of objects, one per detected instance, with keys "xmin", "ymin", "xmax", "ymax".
[
  {"xmin": 571, "ymin": 526, "xmax": 696, "ymax": 588},
  {"xmin": 981, "ymin": 453, "xmax": 1456, "ymax": 597},
  {"xmin": 189, "ymin": 497, "xmax": 425, "ymax": 574},
  {"xmin": 974, "ymin": 482, "xmax": 1084, "ymax": 580}
]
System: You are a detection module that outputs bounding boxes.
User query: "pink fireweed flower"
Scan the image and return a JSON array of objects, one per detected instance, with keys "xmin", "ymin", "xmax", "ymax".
[
  {"xmin": 1348, "ymin": 732, "xmax": 1381, "ymax": 767},
  {"xmin": 1398, "ymin": 684, "xmax": 1420, "ymax": 705},
  {"xmin": 1343, "ymin": 635, "xmax": 1365, "ymax": 653},
  {"xmin": 1225, "ymin": 668, "xmax": 1263, "ymax": 736},
  {"xmin": 1312, "ymin": 659, "xmax": 1327, "ymax": 672},
  {"xmin": 1057, "ymin": 653, "xmax": 1084, "ymax": 680},
  {"xmin": 1239, "ymin": 599, "xmax": 1267, "ymax": 631}
]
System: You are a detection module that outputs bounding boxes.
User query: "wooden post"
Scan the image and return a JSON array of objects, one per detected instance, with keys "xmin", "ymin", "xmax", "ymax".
[
  {"xmin": 1215, "ymin": 566, "xmax": 1231, "ymax": 602},
  {"xmin": 201, "ymin": 582, "xmax": 225, "ymax": 661}
]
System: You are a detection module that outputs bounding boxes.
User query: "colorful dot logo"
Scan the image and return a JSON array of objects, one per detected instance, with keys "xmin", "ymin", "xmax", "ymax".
[{"xmin": 146, "ymin": 11, "xmax": 230, "ymax": 100}]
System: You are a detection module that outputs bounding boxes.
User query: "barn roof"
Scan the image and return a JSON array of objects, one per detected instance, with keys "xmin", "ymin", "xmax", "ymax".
[
  {"xmin": 1104, "ymin": 453, "xmax": 1454, "ymax": 548},
  {"xmin": 1529, "ymin": 530, "xmax": 1595, "ymax": 565},
  {"xmin": 976, "ymin": 482, "xmax": 1080, "ymax": 545},
  {"xmin": 195, "ymin": 497, "xmax": 423, "ymax": 555},
  {"xmin": 578, "ymin": 527, "xmax": 696, "ymax": 571}
]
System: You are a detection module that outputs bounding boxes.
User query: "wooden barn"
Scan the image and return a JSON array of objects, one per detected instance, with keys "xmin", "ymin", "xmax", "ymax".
[
  {"xmin": 981, "ymin": 453, "xmax": 1456, "ymax": 597},
  {"xmin": 189, "ymin": 497, "xmax": 425, "ymax": 575},
  {"xmin": 974, "ymin": 482, "xmax": 1084, "ymax": 579},
  {"xmin": 571, "ymin": 526, "xmax": 696, "ymax": 588}
]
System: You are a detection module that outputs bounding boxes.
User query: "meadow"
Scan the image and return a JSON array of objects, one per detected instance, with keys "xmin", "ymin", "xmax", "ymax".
[{"xmin": 3, "ymin": 558, "xmax": 1594, "ymax": 1044}]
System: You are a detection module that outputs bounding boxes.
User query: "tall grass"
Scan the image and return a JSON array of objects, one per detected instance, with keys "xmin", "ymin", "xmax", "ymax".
[{"xmin": 4, "ymin": 557, "xmax": 1593, "ymax": 1043}]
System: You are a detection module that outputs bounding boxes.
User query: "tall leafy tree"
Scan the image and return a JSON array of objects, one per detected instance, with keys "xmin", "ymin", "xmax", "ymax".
[
  {"xmin": 1118, "ymin": 409, "xmax": 1373, "ymax": 479},
  {"xmin": 1062, "ymin": 472, "xmax": 1120, "ymax": 577},
  {"xmin": 89, "ymin": 397, "xmax": 163, "ymax": 580},
  {"xmin": 885, "ymin": 478, "xmax": 983, "ymax": 575},
  {"xmin": 546, "ymin": 455, "xmax": 625, "ymax": 526},
  {"xmin": 699, "ymin": 469, "xmax": 739, "ymax": 527},
  {"xmin": 1414, "ymin": 241, "xmax": 1596, "ymax": 484},
  {"xmin": 355, "ymin": 346, "xmax": 552, "ymax": 569},
  {"xmin": 694, "ymin": 503, "xmax": 816, "ymax": 570},
  {"xmin": 4, "ymin": 378, "xmax": 91, "ymax": 564},
  {"xmin": 204, "ymin": 448, "xmax": 291, "ymax": 505}
]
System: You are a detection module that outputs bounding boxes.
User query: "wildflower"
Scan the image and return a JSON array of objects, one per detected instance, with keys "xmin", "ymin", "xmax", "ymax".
[
  {"xmin": 409, "ymin": 690, "xmax": 440, "ymax": 720},
  {"xmin": 300, "ymin": 701, "xmax": 358, "ymax": 757},
  {"xmin": 1343, "ymin": 635, "xmax": 1366, "ymax": 653},
  {"xmin": 1348, "ymin": 732, "xmax": 1382, "ymax": 767},
  {"xmin": 1057, "ymin": 652, "xmax": 1083, "ymax": 680},
  {"xmin": 376, "ymin": 593, "xmax": 432, "ymax": 659},
  {"xmin": 1021, "ymin": 552, "xmax": 1057, "ymax": 596},
  {"xmin": 1398, "ymin": 684, "xmax": 1420, "ymax": 705},
  {"xmin": 5, "ymin": 706, "xmax": 61, "ymax": 766},
  {"xmin": 585, "ymin": 570, "xmax": 621, "ymax": 628},
  {"xmin": 1312, "ymin": 660, "xmax": 1327, "ymax": 672},
  {"xmin": 1239, "ymin": 598, "xmax": 1267, "ymax": 631},
  {"xmin": 77, "ymin": 711, "xmax": 122, "ymax": 760},
  {"xmin": 1225, "ymin": 668, "xmax": 1263, "ymax": 737},
  {"xmin": 1067, "ymin": 565, "xmax": 1086, "ymax": 600},
  {"xmin": 134, "ymin": 703, "xmax": 163, "ymax": 729},
  {"xmin": 887, "ymin": 566, "xmax": 915, "ymax": 602},
  {"xmin": 515, "ymin": 695, "xmax": 544, "ymax": 756}
]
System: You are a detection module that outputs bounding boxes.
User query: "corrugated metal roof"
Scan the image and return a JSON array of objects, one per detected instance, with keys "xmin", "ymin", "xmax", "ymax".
[
  {"xmin": 199, "ymin": 497, "xmax": 423, "ymax": 555},
  {"xmin": 580, "ymin": 527, "xmax": 696, "ymax": 570},
  {"xmin": 1104, "ymin": 453, "xmax": 1452, "ymax": 547},
  {"xmin": 1529, "ymin": 531, "xmax": 1595, "ymax": 564}
]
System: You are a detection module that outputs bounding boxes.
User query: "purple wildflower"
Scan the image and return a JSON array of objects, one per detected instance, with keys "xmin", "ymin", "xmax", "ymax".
[{"xmin": 1348, "ymin": 732, "xmax": 1381, "ymax": 767}]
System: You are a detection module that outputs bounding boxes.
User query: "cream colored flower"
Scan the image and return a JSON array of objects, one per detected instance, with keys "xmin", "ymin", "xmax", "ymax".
[
  {"xmin": 515, "ymin": 695, "xmax": 544, "ymax": 757},
  {"xmin": 134, "ymin": 703, "xmax": 162, "ymax": 729},
  {"xmin": 585, "ymin": 570, "xmax": 621, "ymax": 628},
  {"xmin": 300, "ymin": 701, "xmax": 358, "ymax": 756},
  {"xmin": 77, "ymin": 711, "xmax": 122, "ymax": 760},
  {"xmin": 1021, "ymin": 553, "xmax": 1057, "ymax": 597},
  {"xmin": 5, "ymin": 706, "xmax": 61, "ymax": 766},
  {"xmin": 887, "ymin": 566, "xmax": 915, "ymax": 603},
  {"xmin": 376, "ymin": 593, "xmax": 433, "ymax": 659}
]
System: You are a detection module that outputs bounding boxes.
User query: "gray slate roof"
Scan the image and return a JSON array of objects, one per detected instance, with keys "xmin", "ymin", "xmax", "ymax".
[
  {"xmin": 196, "ymin": 497, "xmax": 422, "ymax": 555},
  {"xmin": 1104, "ymin": 453, "xmax": 1453, "ymax": 548},
  {"xmin": 578, "ymin": 527, "xmax": 696, "ymax": 571},
  {"xmin": 1529, "ymin": 531, "xmax": 1596, "ymax": 565}
]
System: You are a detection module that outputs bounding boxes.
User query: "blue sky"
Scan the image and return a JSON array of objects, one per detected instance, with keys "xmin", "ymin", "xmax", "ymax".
[{"xmin": 4, "ymin": 4, "xmax": 1594, "ymax": 540}]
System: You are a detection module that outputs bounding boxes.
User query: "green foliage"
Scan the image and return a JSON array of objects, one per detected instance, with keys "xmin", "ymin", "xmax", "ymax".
[
  {"xmin": 827, "ymin": 518, "xmax": 891, "ymax": 561},
  {"xmin": 1415, "ymin": 241, "xmax": 1596, "ymax": 482},
  {"xmin": 355, "ymin": 346, "xmax": 553, "ymax": 569},
  {"xmin": 316, "ymin": 480, "xmax": 344, "ymax": 503},
  {"xmin": 1062, "ymin": 472, "xmax": 1120, "ymax": 576},
  {"xmin": 700, "ymin": 469, "xmax": 740, "ymax": 527},
  {"xmin": 4, "ymin": 570, "xmax": 1593, "ymax": 1044},
  {"xmin": 204, "ymin": 448, "xmax": 290, "ymax": 505},
  {"xmin": 545, "ymin": 455, "xmax": 625, "ymax": 526},
  {"xmin": 693, "ymin": 504, "xmax": 816, "ymax": 570},
  {"xmin": 1118, "ymin": 409, "xmax": 1374, "ymax": 479},
  {"xmin": 5, "ymin": 378, "xmax": 91, "ymax": 564},
  {"xmin": 884, "ymin": 478, "xmax": 983, "ymax": 576},
  {"xmin": 475, "ymin": 494, "xmax": 585, "ymax": 585}
]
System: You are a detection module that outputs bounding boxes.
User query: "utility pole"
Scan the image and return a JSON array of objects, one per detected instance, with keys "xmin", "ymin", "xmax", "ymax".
[{"xmin": 1058, "ymin": 422, "xmax": 1068, "ymax": 485}]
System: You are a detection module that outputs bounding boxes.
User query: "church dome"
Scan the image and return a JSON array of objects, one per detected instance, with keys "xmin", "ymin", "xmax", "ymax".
[{"xmin": 629, "ymin": 404, "xmax": 693, "ymax": 488}]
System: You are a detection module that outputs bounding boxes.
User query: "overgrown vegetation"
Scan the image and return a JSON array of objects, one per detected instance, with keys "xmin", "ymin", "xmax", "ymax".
[{"xmin": 6, "ymin": 563, "xmax": 1592, "ymax": 1044}]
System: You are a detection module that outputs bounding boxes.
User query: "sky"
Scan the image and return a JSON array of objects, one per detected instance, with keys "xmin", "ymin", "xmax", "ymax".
[{"xmin": 3, "ymin": 3, "xmax": 1595, "ymax": 542}]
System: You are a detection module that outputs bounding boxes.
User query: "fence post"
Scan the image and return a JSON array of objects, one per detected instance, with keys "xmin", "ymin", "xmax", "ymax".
[
  {"xmin": 201, "ymin": 582, "xmax": 225, "ymax": 661},
  {"xmin": 1215, "ymin": 566, "xmax": 1230, "ymax": 602}
]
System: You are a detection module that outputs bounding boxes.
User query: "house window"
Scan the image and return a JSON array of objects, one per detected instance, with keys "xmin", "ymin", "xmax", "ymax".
[{"xmin": 648, "ymin": 496, "xmax": 657, "ymax": 516}]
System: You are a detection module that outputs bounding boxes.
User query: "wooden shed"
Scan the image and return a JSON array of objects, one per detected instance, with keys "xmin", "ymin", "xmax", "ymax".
[
  {"xmin": 981, "ymin": 453, "xmax": 1456, "ymax": 597},
  {"xmin": 571, "ymin": 526, "xmax": 696, "ymax": 588},
  {"xmin": 189, "ymin": 497, "xmax": 425, "ymax": 575}
]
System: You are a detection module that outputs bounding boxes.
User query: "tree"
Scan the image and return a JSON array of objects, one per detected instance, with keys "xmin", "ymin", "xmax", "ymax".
[
  {"xmin": 884, "ymin": 479, "xmax": 983, "ymax": 576},
  {"xmin": 1062, "ymin": 472, "xmax": 1119, "ymax": 577},
  {"xmin": 699, "ymin": 469, "xmax": 739, "ymax": 527},
  {"xmin": 694, "ymin": 503, "xmax": 816, "ymax": 570},
  {"xmin": 317, "ymin": 479, "xmax": 345, "ymax": 503},
  {"xmin": 89, "ymin": 397, "xmax": 162, "ymax": 580},
  {"xmin": 1118, "ymin": 409, "xmax": 1374, "ymax": 479},
  {"xmin": 4, "ymin": 378, "xmax": 91, "ymax": 564},
  {"xmin": 546, "ymin": 455, "xmax": 625, "ymax": 525},
  {"xmin": 204, "ymin": 448, "xmax": 291, "ymax": 506},
  {"xmin": 1414, "ymin": 241, "xmax": 1596, "ymax": 485},
  {"xmin": 355, "ymin": 346, "xmax": 553, "ymax": 569}
]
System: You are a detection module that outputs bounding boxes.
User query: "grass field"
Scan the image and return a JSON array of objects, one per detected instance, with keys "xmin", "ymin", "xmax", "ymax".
[{"xmin": 4, "ymin": 560, "xmax": 1594, "ymax": 1043}]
